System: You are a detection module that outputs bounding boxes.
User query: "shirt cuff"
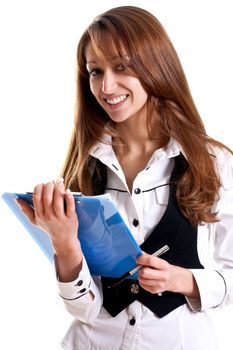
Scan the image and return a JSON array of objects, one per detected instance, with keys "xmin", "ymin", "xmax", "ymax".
[
  {"xmin": 56, "ymin": 256, "xmax": 93, "ymax": 301},
  {"xmin": 186, "ymin": 269, "xmax": 226, "ymax": 311}
]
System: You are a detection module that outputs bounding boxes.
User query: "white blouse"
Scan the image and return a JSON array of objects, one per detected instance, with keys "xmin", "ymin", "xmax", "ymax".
[{"xmin": 57, "ymin": 138, "xmax": 233, "ymax": 350}]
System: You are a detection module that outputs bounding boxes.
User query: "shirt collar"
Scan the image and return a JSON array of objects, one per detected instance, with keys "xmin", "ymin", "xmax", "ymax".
[
  {"xmin": 147, "ymin": 137, "xmax": 182, "ymax": 165},
  {"xmin": 89, "ymin": 136, "xmax": 183, "ymax": 166},
  {"xmin": 89, "ymin": 134, "xmax": 116, "ymax": 166}
]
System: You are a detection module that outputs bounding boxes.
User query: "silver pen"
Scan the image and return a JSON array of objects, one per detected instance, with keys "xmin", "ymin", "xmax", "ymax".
[{"xmin": 108, "ymin": 244, "xmax": 170, "ymax": 288}]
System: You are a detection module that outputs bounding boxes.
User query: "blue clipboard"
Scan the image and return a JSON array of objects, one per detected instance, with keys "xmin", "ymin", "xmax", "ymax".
[{"xmin": 2, "ymin": 192, "xmax": 143, "ymax": 278}]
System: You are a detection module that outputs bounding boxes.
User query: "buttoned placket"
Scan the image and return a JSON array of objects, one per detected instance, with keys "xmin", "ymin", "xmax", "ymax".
[
  {"xmin": 130, "ymin": 173, "xmax": 148, "ymax": 245},
  {"xmin": 121, "ymin": 303, "xmax": 142, "ymax": 350},
  {"xmin": 105, "ymin": 159, "xmax": 144, "ymax": 244}
]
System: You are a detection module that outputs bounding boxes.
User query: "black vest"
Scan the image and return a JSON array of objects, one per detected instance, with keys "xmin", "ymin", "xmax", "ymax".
[{"xmin": 92, "ymin": 154, "xmax": 204, "ymax": 318}]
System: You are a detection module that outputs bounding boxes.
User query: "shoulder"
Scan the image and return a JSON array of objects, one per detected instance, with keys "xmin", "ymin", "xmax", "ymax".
[{"xmin": 209, "ymin": 144, "xmax": 233, "ymax": 190}]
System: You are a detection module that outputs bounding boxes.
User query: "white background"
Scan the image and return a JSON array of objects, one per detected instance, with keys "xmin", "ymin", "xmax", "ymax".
[{"xmin": 0, "ymin": 0, "xmax": 232, "ymax": 349}]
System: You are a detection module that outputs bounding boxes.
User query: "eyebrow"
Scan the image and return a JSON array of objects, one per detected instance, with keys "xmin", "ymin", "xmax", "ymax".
[
  {"xmin": 86, "ymin": 60, "xmax": 98, "ymax": 65},
  {"xmin": 86, "ymin": 55, "xmax": 128, "ymax": 65}
]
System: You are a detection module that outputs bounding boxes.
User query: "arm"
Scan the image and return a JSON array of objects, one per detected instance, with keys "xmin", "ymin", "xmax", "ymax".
[
  {"xmin": 19, "ymin": 180, "xmax": 103, "ymax": 322},
  {"xmin": 136, "ymin": 148, "xmax": 233, "ymax": 311},
  {"xmin": 189, "ymin": 148, "xmax": 233, "ymax": 311},
  {"xmin": 189, "ymin": 179, "xmax": 233, "ymax": 311}
]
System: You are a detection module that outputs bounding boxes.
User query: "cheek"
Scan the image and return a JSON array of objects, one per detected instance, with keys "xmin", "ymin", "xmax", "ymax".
[
  {"xmin": 142, "ymin": 91, "xmax": 148, "ymax": 104},
  {"xmin": 135, "ymin": 89, "xmax": 148, "ymax": 108},
  {"xmin": 89, "ymin": 82, "xmax": 102, "ymax": 105},
  {"xmin": 89, "ymin": 81, "xmax": 96, "ymax": 96},
  {"xmin": 131, "ymin": 78, "xmax": 148, "ymax": 102}
]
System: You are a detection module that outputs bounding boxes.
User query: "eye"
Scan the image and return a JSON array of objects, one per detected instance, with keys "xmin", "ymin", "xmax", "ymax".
[
  {"xmin": 116, "ymin": 63, "xmax": 127, "ymax": 72},
  {"xmin": 88, "ymin": 68, "xmax": 102, "ymax": 77}
]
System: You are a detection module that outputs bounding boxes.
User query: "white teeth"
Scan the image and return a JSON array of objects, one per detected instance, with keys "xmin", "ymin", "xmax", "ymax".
[{"xmin": 106, "ymin": 95, "xmax": 127, "ymax": 105}]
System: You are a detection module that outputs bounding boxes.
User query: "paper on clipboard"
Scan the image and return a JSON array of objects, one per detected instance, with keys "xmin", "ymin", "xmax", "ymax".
[{"xmin": 2, "ymin": 192, "xmax": 143, "ymax": 278}]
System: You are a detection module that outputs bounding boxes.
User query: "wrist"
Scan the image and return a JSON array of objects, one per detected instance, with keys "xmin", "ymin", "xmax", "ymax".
[
  {"xmin": 52, "ymin": 238, "xmax": 82, "ymax": 258},
  {"xmin": 170, "ymin": 266, "xmax": 200, "ymax": 299},
  {"xmin": 53, "ymin": 238, "xmax": 84, "ymax": 282},
  {"xmin": 54, "ymin": 243, "xmax": 84, "ymax": 283}
]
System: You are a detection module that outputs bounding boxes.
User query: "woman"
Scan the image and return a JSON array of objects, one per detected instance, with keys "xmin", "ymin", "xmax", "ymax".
[{"xmin": 20, "ymin": 6, "xmax": 233, "ymax": 350}]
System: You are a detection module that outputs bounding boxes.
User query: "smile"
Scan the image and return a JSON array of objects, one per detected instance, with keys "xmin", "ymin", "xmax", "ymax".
[{"xmin": 106, "ymin": 95, "xmax": 127, "ymax": 105}]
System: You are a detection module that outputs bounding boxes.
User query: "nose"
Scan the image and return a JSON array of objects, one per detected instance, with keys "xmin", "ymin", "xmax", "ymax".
[{"xmin": 102, "ymin": 71, "xmax": 118, "ymax": 94}]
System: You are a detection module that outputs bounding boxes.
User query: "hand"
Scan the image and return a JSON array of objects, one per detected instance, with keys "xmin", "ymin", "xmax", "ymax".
[
  {"xmin": 136, "ymin": 253, "xmax": 200, "ymax": 298},
  {"xmin": 17, "ymin": 180, "xmax": 84, "ymax": 282},
  {"xmin": 17, "ymin": 179, "xmax": 79, "ymax": 256},
  {"xmin": 136, "ymin": 253, "xmax": 175, "ymax": 294}
]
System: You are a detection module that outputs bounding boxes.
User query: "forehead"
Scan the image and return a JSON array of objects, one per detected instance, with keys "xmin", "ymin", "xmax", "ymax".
[{"xmin": 85, "ymin": 34, "xmax": 125, "ymax": 64}]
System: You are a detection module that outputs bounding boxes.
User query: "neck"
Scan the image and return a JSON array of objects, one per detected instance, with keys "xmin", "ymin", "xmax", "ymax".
[{"xmin": 113, "ymin": 115, "xmax": 165, "ymax": 157}]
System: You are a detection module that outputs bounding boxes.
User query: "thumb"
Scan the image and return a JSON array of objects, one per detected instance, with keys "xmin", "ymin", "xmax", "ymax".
[{"xmin": 17, "ymin": 199, "xmax": 36, "ymax": 225}]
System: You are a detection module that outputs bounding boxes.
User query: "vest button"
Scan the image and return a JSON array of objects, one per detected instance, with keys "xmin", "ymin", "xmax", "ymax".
[
  {"xmin": 130, "ymin": 283, "xmax": 140, "ymax": 294},
  {"xmin": 134, "ymin": 188, "xmax": 141, "ymax": 194}
]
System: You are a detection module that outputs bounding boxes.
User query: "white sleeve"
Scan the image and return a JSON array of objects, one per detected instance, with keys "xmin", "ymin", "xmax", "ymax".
[
  {"xmin": 56, "ymin": 256, "xmax": 103, "ymax": 323},
  {"xmin": 187, "ymin": 148, "xmax": 233, "ymax": 312}
]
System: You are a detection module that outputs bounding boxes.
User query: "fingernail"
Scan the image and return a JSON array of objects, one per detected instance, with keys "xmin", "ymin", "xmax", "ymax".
[
  {"xmin": 56, "ymin": 177, "xmax": 64, "ymax": 186},
  {"xmin": 66, "ymin": 188, "xmax": 72, "ymax": 197}
]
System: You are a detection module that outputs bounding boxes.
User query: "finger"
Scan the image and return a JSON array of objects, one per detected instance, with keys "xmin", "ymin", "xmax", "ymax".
[
  {"xmin": 138, "ymin": 269, "xmax": 164, "ymax": 292},
  {"xmin": 53, "ymin": 178, "xmax": 65, "ymax": 217},
  {"xmin": 33, "ymin": 183, "xmax": 45, "ymax": 217},
  {"xmin": 139, "ymin": 277, "xmax": 160, "ymax": 289},
  {"xmin": 17, "ymin": 198, "xmax": 36, "ymax": 224},
  {"xmin": 139, "ymin": 280, "xmax": 162, "ymax": 294},
  {"xmin": 137, "ymin": 254, "xmax": 167, "ymax": 270},
  {"xmin": 65, "ymin": 189, "xmax": 76, "ymax": 218},
  {"xmin": 42, "ymin": 182, "xmax": 56, "ymax": 217},
  {"xmin": 138, "ymin": 266, "xmax": 165, "ymax": 281}
]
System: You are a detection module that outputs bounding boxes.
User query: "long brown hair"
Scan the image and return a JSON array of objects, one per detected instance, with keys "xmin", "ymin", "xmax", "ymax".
[{"xmin": 61, "ymin": 6, "xmax": 231, "ymax": 226}]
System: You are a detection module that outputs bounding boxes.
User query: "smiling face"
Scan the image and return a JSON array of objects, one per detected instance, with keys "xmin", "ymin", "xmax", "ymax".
[{"xmin": 85, "ymin": 37, "xmax": 148, "ymax": 124}]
